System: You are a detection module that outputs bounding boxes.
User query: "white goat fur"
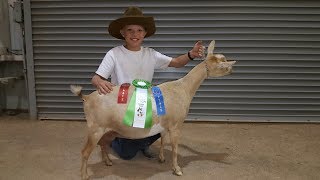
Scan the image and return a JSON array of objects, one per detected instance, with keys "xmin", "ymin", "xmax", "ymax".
[{"xmin": 71, "ymin": 40, "xmax": 236, "ymax": 180}]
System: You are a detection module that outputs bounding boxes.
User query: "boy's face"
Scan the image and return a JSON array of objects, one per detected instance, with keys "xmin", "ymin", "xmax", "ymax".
[{"xmin": 120, "ymin": 25, "xmax": 147, "ymax": 51}]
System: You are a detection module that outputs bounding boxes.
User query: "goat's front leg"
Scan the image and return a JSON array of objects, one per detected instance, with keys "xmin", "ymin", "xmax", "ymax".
[
  {"xmin": 159, "ymin": 133, "xmax": 166, "ymax": 163},
  {"xmin": 169, "ymin": 130, "xmax": 182, "ymax": 176}
]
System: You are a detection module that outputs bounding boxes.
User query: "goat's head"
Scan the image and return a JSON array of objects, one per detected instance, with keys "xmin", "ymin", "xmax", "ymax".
[{"xmin": 204, "ymin": 40, "xmax": 236, "ymax": 77}]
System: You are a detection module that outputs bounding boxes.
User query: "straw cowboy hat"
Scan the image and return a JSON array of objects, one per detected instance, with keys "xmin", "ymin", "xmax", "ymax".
[{"xmin": 108, "ymin": 6, "xmax": 156, "ymax": 39}]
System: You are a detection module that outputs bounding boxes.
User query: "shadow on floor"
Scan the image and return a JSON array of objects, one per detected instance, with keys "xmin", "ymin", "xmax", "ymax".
[{"xmin": 88, "ymin": 143, "xmax": 229, "ymax": 179}]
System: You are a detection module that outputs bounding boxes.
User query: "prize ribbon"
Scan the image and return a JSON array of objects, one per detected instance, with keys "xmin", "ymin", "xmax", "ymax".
[
  {"xmin": 117, "ymin": 83, "xmax": 130, "ymax": 104},
  {"xmin": 123, "ymin": 79, "xmax": 152, "ymax": 128},
  {"xmin": 152, "ymin": 86, "xmax": 166, "ymax": 116}
]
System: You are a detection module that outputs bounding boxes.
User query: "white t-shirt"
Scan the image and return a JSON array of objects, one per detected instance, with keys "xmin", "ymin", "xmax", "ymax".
[{"xmin": 96, "ymin": 45, "xmax": 172, "ymax": 85}]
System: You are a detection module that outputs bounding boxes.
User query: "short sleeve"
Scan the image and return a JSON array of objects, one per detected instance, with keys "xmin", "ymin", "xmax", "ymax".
[
  {"xmin": 153, "ymin": 49, "xmax": 172, "ymax": 69},
  {"xmin": 95, "ymin": 50, "xmax": 115, "ymax": 79}
]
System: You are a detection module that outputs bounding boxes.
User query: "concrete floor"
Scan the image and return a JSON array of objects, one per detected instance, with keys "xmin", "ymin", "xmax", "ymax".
[{"xmin": 0, "ymin": 113, "xmax": 320, "ymax": 180}]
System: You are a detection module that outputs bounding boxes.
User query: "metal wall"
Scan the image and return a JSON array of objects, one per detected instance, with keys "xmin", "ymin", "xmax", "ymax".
[
  {"xmin": 1, "ymin": 0, "xmax": 26, "ymax": 114},
  {"xmin": 24, "ymin": 0, "xmax": 320, "ymax": 122}
]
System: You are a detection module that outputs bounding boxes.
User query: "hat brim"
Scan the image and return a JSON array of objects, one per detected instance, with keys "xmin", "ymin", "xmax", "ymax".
[{"xmin": 108, "ymin": 16, "xmax": 156, "ymax": 40}]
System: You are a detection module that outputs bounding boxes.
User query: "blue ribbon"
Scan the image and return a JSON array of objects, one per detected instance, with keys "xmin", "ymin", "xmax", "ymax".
[{"xmin": 152, "ymin": 86, "xmax": 166, "ymax": 116}]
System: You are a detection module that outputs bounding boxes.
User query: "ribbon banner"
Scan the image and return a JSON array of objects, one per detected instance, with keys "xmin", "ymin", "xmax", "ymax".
[
  {"xmin": 152, "ymin": 86, "xmax": 166, "ymax": 116},
  {"xmin": 117, "ymin": 83, "xmax": 130, "ymax": 104},
  {"xmin": 123, "ymin": 80, "xmax": 152, "ymax": 128}
]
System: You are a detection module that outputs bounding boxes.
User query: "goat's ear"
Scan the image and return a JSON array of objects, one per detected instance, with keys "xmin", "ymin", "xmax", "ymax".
[{"xmin": 206, "ymin": 40, "xmax": 215, "ymax": 56}]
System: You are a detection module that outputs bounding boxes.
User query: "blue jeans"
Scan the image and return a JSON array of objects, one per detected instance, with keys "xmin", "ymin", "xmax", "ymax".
[{"xmin": 111, "ymin": 133, "xmax": 161, "ymax": 160}]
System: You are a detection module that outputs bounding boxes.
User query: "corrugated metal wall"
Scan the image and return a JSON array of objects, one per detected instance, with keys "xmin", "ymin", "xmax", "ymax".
[{"xmin": 24, "ymin": 0, "xmax": 320, "ymax": 122}]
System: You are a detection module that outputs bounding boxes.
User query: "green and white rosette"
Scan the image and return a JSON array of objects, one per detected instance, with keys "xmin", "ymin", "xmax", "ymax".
[
  {"xmin": 132, "ymin": 79, "xmax": 152, "ymax": 89},
  {"xmin": 123, "ymin": 79, "xmax": 153, "ymax": 128}
]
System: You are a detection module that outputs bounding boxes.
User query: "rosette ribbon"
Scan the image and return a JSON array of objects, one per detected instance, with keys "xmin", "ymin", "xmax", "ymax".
[{"xmin": 123, "ymin": 79, "xmax": 153, "ymax": 128}]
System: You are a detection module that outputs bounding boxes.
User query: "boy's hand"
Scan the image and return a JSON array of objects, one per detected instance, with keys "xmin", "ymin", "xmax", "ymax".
[
  {"xmin": 92, "ymin": 75, "xmax": 115, "ymax": 95},
  {"xmin": 190, "ymin": 41, "xmax": 206, "ymax": 59},
  {"xmin": 97, "ymin": 80, "xmax": 114, "ymax": 95}
]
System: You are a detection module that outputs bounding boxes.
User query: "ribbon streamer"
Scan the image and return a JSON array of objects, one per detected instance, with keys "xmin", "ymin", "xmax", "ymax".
[
  {"xmin": 117, "ymin": 83, "xmax": 130, "ymax": 104},
  {"xmin": 152, "ymin": 86, "xmax": 166, "ymax": 116}
]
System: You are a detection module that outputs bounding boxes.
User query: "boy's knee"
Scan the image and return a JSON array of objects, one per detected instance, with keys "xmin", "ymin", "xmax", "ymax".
[
  {"xmin": 111, "ymin": 140, "xmax": 138, "ymax": 160},
  {"xmin": 114, "ymin": 147, "xmax": 137, "ymax": 160}
]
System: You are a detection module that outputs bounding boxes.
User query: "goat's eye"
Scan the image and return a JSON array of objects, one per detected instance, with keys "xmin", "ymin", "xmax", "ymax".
[{"xmin": 218, "ymin": 63, "xmax": 230, "ymax": 70}]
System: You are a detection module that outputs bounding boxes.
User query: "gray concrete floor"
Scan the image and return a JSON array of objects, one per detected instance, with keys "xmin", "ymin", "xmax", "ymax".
[{"xmin": 0, "ymin": 113, "xmax": 320, "ymax": 180}]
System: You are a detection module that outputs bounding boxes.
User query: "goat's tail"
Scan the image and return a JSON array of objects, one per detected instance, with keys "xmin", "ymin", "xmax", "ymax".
[{"xmin": 70, "ymin": 85, "xmax": 83, "ymax": 99}]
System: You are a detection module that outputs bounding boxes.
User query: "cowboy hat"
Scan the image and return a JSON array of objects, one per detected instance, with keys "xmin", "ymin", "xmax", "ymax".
[{"xmin": 108, "ymin": 6, "xmax": 156, "ymax": 39}]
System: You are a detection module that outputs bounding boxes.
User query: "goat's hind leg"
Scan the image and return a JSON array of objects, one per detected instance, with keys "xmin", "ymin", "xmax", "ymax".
[
  {"xmin": 98, "ymin": 130, "xmax": 117, "ymax": 166},
  {"xmin": 81, "ymin": 128, "xmax": 104, "ymax": 180}
]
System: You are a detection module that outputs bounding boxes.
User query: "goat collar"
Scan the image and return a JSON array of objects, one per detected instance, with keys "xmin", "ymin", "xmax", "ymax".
[{"xmin": 204, "ymin": 61, "xmax": 209, "ymax": 78}]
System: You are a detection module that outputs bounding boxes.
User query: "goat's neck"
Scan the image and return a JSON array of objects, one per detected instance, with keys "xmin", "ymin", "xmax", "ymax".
[{"xmin": 180, "ymin": 61, "xmax": 207, "ymax": 98}]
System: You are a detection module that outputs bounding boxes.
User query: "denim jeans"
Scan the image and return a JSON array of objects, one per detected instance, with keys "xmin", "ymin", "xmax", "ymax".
[{"xmin": 111, "ymin": 133, "xmax": 161, "ymax": 160}]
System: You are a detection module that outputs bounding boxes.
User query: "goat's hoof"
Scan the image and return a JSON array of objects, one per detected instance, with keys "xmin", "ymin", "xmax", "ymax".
[
  {"xmin": 173, "ymin": 168, "xmax": 183, "ymax": 176},
  {"xmin": 173, "ymin": 171, "xmax": 183, "ymax": 176},
  {"xmin": 104, "ymin": 161, "xmax": 113, "ymax": 166},
  {"xmin": 158, "ymin": 158, "xmax": 165, "ymax": 163},
  {"xmin": 81, "ymin": 174, "xmax": 90, "ymax": 180}
]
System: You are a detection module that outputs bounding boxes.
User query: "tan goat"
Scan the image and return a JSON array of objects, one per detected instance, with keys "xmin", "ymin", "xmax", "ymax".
[{"xmin": 71, "ymin": 40, "xmax": 236, "ymax": 180}]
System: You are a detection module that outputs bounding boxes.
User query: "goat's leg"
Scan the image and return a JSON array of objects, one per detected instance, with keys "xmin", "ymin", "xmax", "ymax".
[
  {"xmin": 169, "ymin": 130, "xmax": 182, "ymax": 176},
  {"xmin": 98, "ymin": 130, "xmax": 117, "ymax": 166},
  {"xmin": 81, "ymin": 136, "xmax": 95, "ymax": 180},
  {"xmin": 159, "ymin": 133, "xmax": 166, "ymax": 163},
  {"xmin": 81, "ymin": 128, "xmax": 104, "ymax": 180},
  {"xmin": 99, "ymin": 143, "xmax": 112, "ymax": 166}
]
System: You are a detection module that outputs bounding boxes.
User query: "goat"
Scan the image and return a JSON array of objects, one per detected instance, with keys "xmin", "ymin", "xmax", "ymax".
[{"xmin": 71, "ymin": 40, "xmax": 236, "ymax": 180}]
